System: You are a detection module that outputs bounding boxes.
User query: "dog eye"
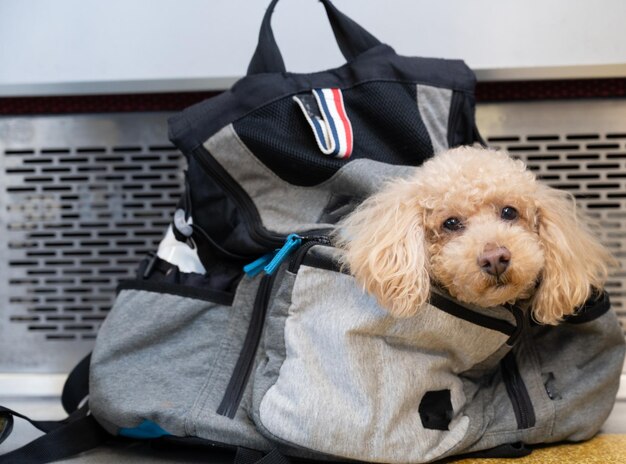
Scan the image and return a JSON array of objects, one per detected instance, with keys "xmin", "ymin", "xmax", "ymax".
[
  {"xmin": 501, "ymin": 206, "xmax": 519, "ymax": 221},
  {"xmin": 443, "ymin": 217, "xmax": 464, "ymax": 231}
]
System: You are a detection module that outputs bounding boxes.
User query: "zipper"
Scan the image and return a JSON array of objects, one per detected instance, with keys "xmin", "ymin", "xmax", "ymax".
[
  {"xmin": 217, "ymin": 234, "xmax": 332, "ymax": 418},
  {"xmin": 191, "ymin": 146, "xmax": 284, "ymax": 250},
  {"xmin": 217, "ymin": 273, "xmax": 276, "ymax": 418},
  {"xmin": 288, "ymin": 235, "xmax": 332, "ymax": 272},
  {"xmin": 501, "ymin": 351, "xmax": 536, "ymax": 429}
]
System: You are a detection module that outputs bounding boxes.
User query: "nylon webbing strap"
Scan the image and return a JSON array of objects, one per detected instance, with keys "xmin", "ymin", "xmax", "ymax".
[
  {"xmin": 235, "ymin": 447, "xmax": 290, "ymax": 464},
  {"xmin": 0, "ymin": 414, "xmax": 108, "ymax": 464},
  {"xmin": 0, "ymin": 404, "xmax": 87, "ymax": 435},
  {"xmin": 61, "ymin": 352, "xmax": 91, "ymax": 414}
]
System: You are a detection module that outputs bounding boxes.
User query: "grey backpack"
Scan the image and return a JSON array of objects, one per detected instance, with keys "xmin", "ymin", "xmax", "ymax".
[{"xmin": 1, "ymin": 1, "xmax": 623, "ymax": 463}]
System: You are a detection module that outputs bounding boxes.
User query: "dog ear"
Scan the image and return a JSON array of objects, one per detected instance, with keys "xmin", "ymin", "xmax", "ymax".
[
  {"xmin": 336, "ymin": 179, "xmax": 430, "ymax": 317},
  {"xmin": 532, "ymin": 185, "xmax": 612, "ymax": 324}
]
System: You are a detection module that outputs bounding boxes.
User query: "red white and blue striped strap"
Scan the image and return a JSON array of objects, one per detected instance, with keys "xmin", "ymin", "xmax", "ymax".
[{"xmin": 293, "ymin": 88, "xmax": 353, "ymax": 159}]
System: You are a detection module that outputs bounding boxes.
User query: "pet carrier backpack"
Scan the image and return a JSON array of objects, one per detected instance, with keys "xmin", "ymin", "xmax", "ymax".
[{"xmin": 1, "ymin": 1, "xmax": 624, "ymax": 463}]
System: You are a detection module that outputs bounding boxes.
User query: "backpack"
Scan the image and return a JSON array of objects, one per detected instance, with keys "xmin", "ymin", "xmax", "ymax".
[{"xmin": 1, "ymin": 1, "xmax": 623, "ymax": 463}]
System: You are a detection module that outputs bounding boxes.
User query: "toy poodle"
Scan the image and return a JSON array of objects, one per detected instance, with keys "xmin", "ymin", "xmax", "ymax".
[{"xmin": 336, "ymin": 146, "xmax": 613, "ymax": 325}]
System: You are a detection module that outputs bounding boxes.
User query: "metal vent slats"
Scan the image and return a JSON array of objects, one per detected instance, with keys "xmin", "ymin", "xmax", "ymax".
[{"xmin": 0, "ymin": 114, "xmax": 184, "ymax": 371}]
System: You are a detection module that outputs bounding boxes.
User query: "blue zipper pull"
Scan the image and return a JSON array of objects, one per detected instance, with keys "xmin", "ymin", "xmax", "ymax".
[
  {"xmin": 243, "ymin": 252, "xmax": 275, "ymax": 277},
  {"xmin": 263, "ymin": 234, "xmax": 302, "ymax": 275}
]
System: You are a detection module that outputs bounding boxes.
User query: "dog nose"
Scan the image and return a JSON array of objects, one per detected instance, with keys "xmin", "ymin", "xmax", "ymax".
[{"xmin": 478, "ymin": 245, "xmax": 511, "ymax": 277}]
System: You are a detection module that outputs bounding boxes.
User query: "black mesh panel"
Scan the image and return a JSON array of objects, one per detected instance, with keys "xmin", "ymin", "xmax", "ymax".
[{"xmin": 233, "ymin": 81, "xmax": 434, "ymax": 186}]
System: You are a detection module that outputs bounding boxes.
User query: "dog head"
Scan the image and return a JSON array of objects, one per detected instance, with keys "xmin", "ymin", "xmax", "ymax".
[{"xmin": 336, "ymin": 147, "xmax": 612, "ymax": 325}]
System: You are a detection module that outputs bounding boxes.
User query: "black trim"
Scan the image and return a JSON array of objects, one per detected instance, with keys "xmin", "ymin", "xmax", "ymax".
[
  {"xmin": 217, "ymin": 273, "xmax": 277, "ymax": 418},
  {"xmin": 563, "ymin": 291, "xmax": 611, "ymax": 324},
  {"xmin": 505, "ymin": 304, "xmax": 527, "ymax": 346},
  {"xmin": 501, "ymin": 351, "xmax": 536, "ymax": 429},
  {"xmin": 117, "ymin": 280, "xmax": 234, "ymax": 306},
  {"xmin": 429, "ymin": 293, "xmax": 517, "ymax": 338}
]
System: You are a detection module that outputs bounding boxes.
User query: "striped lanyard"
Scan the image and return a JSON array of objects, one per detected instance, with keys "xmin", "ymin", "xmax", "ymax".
[{"xmin": 293, "ymin": 88, "xmax": 353, "ymax": 159}]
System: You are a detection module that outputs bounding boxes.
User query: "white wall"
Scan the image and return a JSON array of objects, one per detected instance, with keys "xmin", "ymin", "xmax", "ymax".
[{"xmin": 1, "ymin": 0, "xmax": 625, "ymax": 96}]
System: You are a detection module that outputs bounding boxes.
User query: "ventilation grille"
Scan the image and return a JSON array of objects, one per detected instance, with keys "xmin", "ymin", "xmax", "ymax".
[
  {"xmin": 476, "ymin": 100, "xmax": 626, "ymax": 339},
  {"xmin": 0, "ymin": 114, "xmax": 184, "ymax": 371}
]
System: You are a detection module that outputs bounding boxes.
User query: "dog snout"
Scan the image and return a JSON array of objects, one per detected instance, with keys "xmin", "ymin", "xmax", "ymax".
[{"xmin": 477, "ymin": 244, "xmax": 511, "ymax": 277}]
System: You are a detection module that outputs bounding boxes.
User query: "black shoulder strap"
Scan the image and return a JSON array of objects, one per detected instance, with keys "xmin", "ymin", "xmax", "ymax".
[
  {"xmin": 0, "ymin": 353, "xmax": 110, "ymax": 463},
  {"xmin": 61, "ymin": 353, "xmax": 91, "ymax": 414},
  {"xmin": 0, "ymin": 413, "xmax": 108, "ymax": 464}
]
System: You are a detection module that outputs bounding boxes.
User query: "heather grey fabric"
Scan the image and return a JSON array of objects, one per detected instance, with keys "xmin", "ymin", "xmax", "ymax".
[
  {"xmin": 204, "ymin": 125, "xmax": 410, "ymax": 234},
  {"xmin": 90, "ymin": 278, "xmax": 271, "ymax": 451},
  {"xmin": 89, "ymin": 243, "xmax": 625, "ymax": 463},
  {"xmin": 416, "ymin": 84, "xmax": 452, "ymax": 155},
  {"xmin": 253, "ymin": 258, "xmax": 512, "ymax": 463}
]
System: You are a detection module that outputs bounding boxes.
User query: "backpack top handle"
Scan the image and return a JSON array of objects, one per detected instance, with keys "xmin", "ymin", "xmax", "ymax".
[{"xmin": 247, "ymin": 0, "xmax": 383, "ymax": 75}]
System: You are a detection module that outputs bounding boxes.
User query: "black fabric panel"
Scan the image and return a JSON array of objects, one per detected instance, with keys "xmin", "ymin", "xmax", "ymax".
[
  {"xmin": 186, "ymin": 154, "xmax": 250, "ymax": 255},
  {"xmin": 169, "ymin": 45, "xmax": 476, "ymax": 153},
  {"xmin": 448, "ymin": 91, "xmax": 478, "ymax": 148},
  {"xmin": 419, "ymin": 390, "xmax": 453, "ymax": 431},
  {"xmin": 233, "ymin": 82, "xmax": 433, "ymax": 186},
  {"xmin": 183, "ymin": 148, "xmax": 274, "ymax": 272}
]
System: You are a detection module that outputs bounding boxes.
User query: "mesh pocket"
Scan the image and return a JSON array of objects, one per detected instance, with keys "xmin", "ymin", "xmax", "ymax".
[{"xmin": 234, "ymin": 81, "xmax": 434, "ymax": 186}]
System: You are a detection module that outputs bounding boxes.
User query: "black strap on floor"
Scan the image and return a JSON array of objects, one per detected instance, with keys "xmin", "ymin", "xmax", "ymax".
[
  {"xmin": 0, "ymin": 414, "xmax": 13, "ymax": 446},
  {"xmin": 0, "ymin": 404, "xmax": 87, "ymax": 435},
  {"xmin": 61, "ymin": 353, "xmax": 91, "ymax": 415},
  {"xmin": 0, "ymin": 414, "xmax": 109, "ymax": 464},
  {"xmin": 235, "ymin": 447, "xmax": 290, "ymax": 464}
]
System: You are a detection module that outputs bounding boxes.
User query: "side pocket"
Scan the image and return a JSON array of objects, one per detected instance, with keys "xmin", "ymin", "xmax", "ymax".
[
  {"xmin": 251, "ymin": 245, "xmax": 514, "ymax": 464},
  {"xmin": 89, "ymin": 280, "xmax": 232, "ymax": 438},
  {"xmin": 529, "ymin": 293, "xmax": 626, "ymax": 443}
]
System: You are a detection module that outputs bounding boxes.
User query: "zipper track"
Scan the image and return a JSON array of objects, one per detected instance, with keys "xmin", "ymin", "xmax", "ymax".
[
  {"xmin": 217, "ymin": 236, "xmax": 331, "ymax": 418},
  {"xmin": 501, "ymin": 351, "xmax": 536, "ymax": 429},
  {"xmin": 288, "ymin": 236, "xmax": 333, "ymax": 273},
  {"xmin": 217, "ymin": 273, "xmax": 276, "ymax": 418},
  {"xmin": 191, "ymin": 147, "xmax": 284, "ymax": 249}
]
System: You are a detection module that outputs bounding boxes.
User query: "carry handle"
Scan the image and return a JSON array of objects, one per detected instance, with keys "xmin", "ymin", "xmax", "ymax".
[{"xmin": 247, "ymin": 0, "xmax": 382, "ymax": 75}]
